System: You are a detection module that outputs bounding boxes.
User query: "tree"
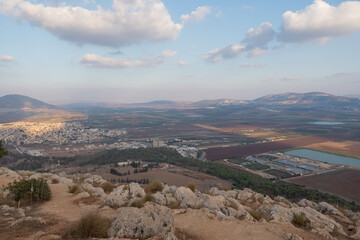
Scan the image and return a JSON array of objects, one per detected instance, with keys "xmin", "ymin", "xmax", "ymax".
[{"xmin": 0, "ymin": 140, "xmax": 8, "ymax": 158}]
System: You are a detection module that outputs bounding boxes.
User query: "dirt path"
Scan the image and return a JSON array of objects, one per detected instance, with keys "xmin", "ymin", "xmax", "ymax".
[{"xmin": 174, "ymin": 209, "xmax": 324, "ymax": 240}]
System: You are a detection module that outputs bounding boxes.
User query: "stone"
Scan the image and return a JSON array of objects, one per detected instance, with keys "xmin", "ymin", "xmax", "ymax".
[
  {"xmin": 284, "ymin": 233, "xmax": 304, "ymax": 240},
  {"xmin": 298, "ymin": 199, "xmax": 317, "ymax": 208},
  {"xmin": 236, "ymin": 188, "xmax": 255, "ymax": 201},
  {"xmin": 81, "ymin": 183, "xmax": 105, "ymax": 198},
  {"xmin": 201, "ymin": 195, "xmax": 226, "ymax": 212},
  {"xmin": 174, "ymin": 187, "xmax": 199, "ymax": 208},
  {"xmin": 128, "ymin": 182, "xmax": 145, "ymax": 198},
  {"xmin": 258, "ymin": 204, "xmax": 293, "ymax": 222},
  {"xmin": 108, "ymin": 203, "xmax": 174, "ymax": 239},
  {"xmin": 152, "ymin": 192, "xmax": 166, "ymax": 206}
]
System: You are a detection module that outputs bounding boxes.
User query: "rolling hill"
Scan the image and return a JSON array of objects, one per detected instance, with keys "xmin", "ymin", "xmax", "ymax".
[{"xmin": 0, "ymin": 94, "xmax": 56, "ymax": 109}]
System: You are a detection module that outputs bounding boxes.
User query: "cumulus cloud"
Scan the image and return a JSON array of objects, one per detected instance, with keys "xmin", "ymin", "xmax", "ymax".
[
  {"xmin": 178, "ymin": 60, "xmax": 187, "ymax": 66},
  {"xmin": 181, "ymin": 6, "xmax": 211, "ymax": 25},
  {"xmin": 240, "ymin": 63, "xmax": 266, "ymax": 68},
  {"xmin": 0, "ymin": 55, "xmax": 15, "ymax": 62},
  {"xmin": 203, "ymin": 44, "xmax": 246, "ymax": 63},
  {"xmin": 161, "ymin": 50, "xmax": 177, "ymax": 58},
  {"xmin": 242, "ymin": 22, "xmax": 276, "ymax": 49},
  {"xmin": 204, "ymin": 22, "xmax": 275, "ymax": 62},
  {"xmin": 279, "ymin": 0, "xmax": 360, "ymax": 43},
  {"xmin": 0, "ymin": 0, "xmax": 186, "ymax": 47},
  {"xmin": 80, "ymin": 50, "xmax": 176, "ymax": 68}
]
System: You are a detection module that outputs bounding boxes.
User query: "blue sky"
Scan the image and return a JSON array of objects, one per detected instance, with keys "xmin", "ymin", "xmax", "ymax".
[{"xmin": 0, "ymin": 0, "xmax": 359, "ymax": 103}]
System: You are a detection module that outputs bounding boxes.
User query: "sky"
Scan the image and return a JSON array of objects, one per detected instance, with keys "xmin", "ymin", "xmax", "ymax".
[{"xmin": 0, "ymin": 0, "xmax": 360, "ymax": 104}]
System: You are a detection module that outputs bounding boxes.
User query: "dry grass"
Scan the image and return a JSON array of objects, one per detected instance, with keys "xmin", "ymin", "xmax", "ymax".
[
  {"xmin": 143, "ymin": 194, "xmax": 153, "ymax": 203},
  {"xmin": 188, "ymin": 183, "xmax": 196, "ymax": 192},
  {"xmin": 68, "ymin": 185, "xmax": 81, "ymax": 194},
  {"xmin": 248, "ymin": 210, "xmax": 270, "ymax": 222},
  {"xmin": 292, "ymin": 214, "xmax": 309, "ymax": 228},
  {"xmin": 51, "ymin": 179, "xmax": 59, "ymax": 184},
  {"xmin": 63, "ymin": 211, "xmax": 111, "ymax": 239},
  {"xmin": 145, "ymin": 181, "xmax": 163, "ymax": 194},
  {"xmin": 130, "ymin": 199, "xmax": 144, "ymax": 208},
  {"xmin": 101, "ymin": 182, "xmax": 116, "ymax": 194},
  {"xmin": 168, "ymin": 201, "xmax": 180, "ymax": 209}
]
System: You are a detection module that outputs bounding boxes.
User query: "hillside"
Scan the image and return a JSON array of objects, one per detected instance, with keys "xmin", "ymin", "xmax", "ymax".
[
  {"xmin": 254, "ymin": 92, "xmax": 360, "ymax": 109},
  {"xmin": 1, "ymin": 167, "xmax": 359, "ymax": 240},
  {"xmin": 0, "ymin": 94, "xmax": 56, "ymax": 109}
]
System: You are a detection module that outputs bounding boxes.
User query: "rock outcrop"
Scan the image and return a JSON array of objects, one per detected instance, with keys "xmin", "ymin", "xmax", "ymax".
[{"xmin": 108, "ymin": 203, "xmax": 176, "ymax": 239}]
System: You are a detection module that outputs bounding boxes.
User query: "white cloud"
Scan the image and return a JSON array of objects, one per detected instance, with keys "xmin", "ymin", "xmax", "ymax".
[
  {"xmin": 281, "ymin": 76, "xmax": 300, "ymax": 81},
  {"xmin": 240, "ymin": 63, "xmax": 266, "ymax": 68},
  {"xmin": 0, "ymin": 0, "xmax": 183, "ymax": 47},
  {"xmin": 204, "ymin": 22, "xmax": 275, "ymax": 62},
  {"xmin": 279, "ymin": 0, "xmax": 360, "ymax": 43},
  {"xmin": 178, "ymin": 60, "xmax": 187, "ymax": 66},
  {"xmin": 0, "ymin": 55, "xmax": 15, "ymax": 62},
  {"xmin": 80, "ymin": 50, "xmax": 176, "ymax": 68},
  {"xmin": 181, "ymin": 6, "xmax": 211, "ymax": 25},
  {"xmin": 203, "ymin": 44, "xmax": 245, "ymax": 63},
  {"xmin": 161, "ymin": 50, "xmax": 177, "ymax": 58},
  {"xmin": 242, "ymin": 22, "xmax": 276, "ymax": 49}
]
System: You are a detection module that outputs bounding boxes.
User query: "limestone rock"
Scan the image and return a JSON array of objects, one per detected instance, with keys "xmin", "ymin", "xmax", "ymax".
[
  {"xmin": 81, "ymin": 183, "xmax": 105, "ymax": 198},
  {"xmin": 128, "ymin": 182, "xmax": 145, "ymax": 198},
  {"xmin": 162, "ymin": 185, "xmax": 178, "ymax": 195},
  {"xmin": 105, "ymin": 185, "xmax": 130, "ymax": 208},
  {"xmin": 108, "ymin": 203, "xmax": 175, "ymax": 239},
  {"xmin": 174, "ymin": 187, "xmax": 199, "ymax": 208},
  {"xmin": 298, "ymin": 199, "xmax": 317, "ymax": 208},
  {"xmin": 258, "ymin": 204, "xmax": 293, "ymax": 222},
  {"xmin": 236, "ymin": 188, "xmax": 255, "ymax": 202},
  {"xmin": 152, "ymin": 192, "xmax": 166, "ymax": 206},
  {"xmin": 284, "ymin": 233, "xmax": 304, "ymax": 240}
]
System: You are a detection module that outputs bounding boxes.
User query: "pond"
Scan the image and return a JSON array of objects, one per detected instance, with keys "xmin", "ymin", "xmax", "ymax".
[
  {"xmin": 309, "ymin": 121, "xmax": 345, "ymax": 125},
  {"xmin": 285, "ymin": 149, "xmax": 360, "ymax": 168}
]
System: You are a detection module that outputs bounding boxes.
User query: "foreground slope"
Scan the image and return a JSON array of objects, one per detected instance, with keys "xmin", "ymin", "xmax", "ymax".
[{"xmin": 1, "ymin": 167, "xmax": 360, "ymax": 240}]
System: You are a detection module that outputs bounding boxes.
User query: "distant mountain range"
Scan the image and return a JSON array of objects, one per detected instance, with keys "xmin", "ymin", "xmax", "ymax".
[
  {"xmin": 1, "ymin": 92, "xmax": 360, "ymax": 111},
  {"xmin": 0, "ymin": 94, "xmax": 56, "ymax": 109}
]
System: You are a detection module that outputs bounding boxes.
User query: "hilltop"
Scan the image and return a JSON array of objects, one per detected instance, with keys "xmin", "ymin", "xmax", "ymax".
[
  {"xmin": 254, "ymin": 92, "xmax": 360, "ymax": 109},
  {"xmin": 0, "ymin": 167, "xmax": 359, "ymax": 240},
  {"xmin": 0, "ymin": 94, "xmax": 56, "ymax": 109}
]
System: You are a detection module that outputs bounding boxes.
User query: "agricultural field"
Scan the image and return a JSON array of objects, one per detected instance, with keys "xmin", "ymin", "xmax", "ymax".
[
  {"xmin": 244, "ymin": 163, "xmax": 270, "ymax": 171},
  {"xmin": 203, "ymin": 136, "xmax": 327, "ymax": 160},
  {"xmin": 264, "ymin": 169, "xmax": 293, "ymax": 179},
  {"xmin": 286, "ymin": 168, "xmax": 360, "ymax": 204},
  {"xmin": 305, "ymin": 141, "xmax": 360, "ymax": 159}
]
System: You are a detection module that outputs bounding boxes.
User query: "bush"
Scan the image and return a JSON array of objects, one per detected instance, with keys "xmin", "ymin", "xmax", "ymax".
[
  {"xmin": 143, "ymin": 194, "xmax": 153, "ymax": 202},
  {"xmin": 64, "ymin": 211, "xmax": 110, "ymax": 239},
  {"xmin": 187, "ymin": 183, "xmax": 195, "ymax": 192},
  {"xmin": 130, "ymin": 199, "xmax": 144, "ymax": 208},
  {"xmin": 292, "ymin": 214, "xmax": 309, "ymax": 227},
  {"xmin": 51, "ymin": 178, "xmax": 59, "ymax": 184},
  {"xmin": 7, "ymin": 178, "xmax": 51, "ymax": 205},
  {"xmin": 145, "ymin": 181, "xmax": 163, "ymax": 194},
  {"xmin": 101, "ymin": 182, "xmax": 116, "ymax": 194},
  {"xmin": 69, "ymin": 185, "xmax": 80, "ymax": 194},
  {"xmin": 248, "ymin": 210, "xmax": 269, "ymax": 222}
]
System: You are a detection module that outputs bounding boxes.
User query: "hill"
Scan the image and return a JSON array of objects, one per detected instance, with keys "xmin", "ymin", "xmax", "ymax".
[
  {"xmin": 0, "ymin": 94, "xmax": 56, "ymax": 109},
  {"xmin": 191, "ymin": 99, "xmax": 248, "ymax": 107},
  {"xmin": 254, "ymin": 92, "xmax": 360, "ymax": 109}
]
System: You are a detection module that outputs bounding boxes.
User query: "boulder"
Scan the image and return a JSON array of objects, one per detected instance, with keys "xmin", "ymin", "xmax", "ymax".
[
  {"xmin": 152, "ymin": 192, "xmax": 166, "ymax": 206},
  {"xmin": 84, "ymin": 174, "xmax": 106, "ymax": 186},
  {"xmin": 298, "ymin": 199, "xmax": 317, "ymax": 208},
  {"xmin": 108, "ymin": 203, "xmax": 175, "ymax": 239},
  {"xmin": 174, "ymin": 187, "xmax": 199, "ymax": 208},
  {"xmin": 201, "ymin": 195, "xmax": 226, "ymax": 212},
  {"xmin": 80, "ymin": 183, "xmax": 105, "ymax": 198},
  {"xmin": 162, "ymin": 185, "xmax": 178, "ymax": 195},
  {"xmin": 0, "ymin": 167, "xmax": 21, "ymax": 180},
  {"xmin": 128, "ymin": 182, "xmax": 145, "ymax": 198},
  {"xmin": 236, "ymin": 188, "xmax": 255, "ymax": 202},
  {"xmin": 284, "ymin": 233, "xmax": 304, "ymax": 240},
  {"xmin": 258, "ymin": 204, "xmax": 293, "ymax": 222},
  {"xmin": 351, "ymin": 220, "xmax": 360, "ymax": 239},
  {"xmin": 105, "ymin": 185, "xmax": 130, "ymax": 208}
]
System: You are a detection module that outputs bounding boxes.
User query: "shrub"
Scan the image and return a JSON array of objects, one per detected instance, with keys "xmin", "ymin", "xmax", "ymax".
[
  {"xmin": 187, "ymin": 183, "xmax": 195, "ymax": 192},
  {"xmin": 64, "ymin": 212, "xmax": 110, "ymax": 239},
  {"xmin": 145, "ymin": 181, "xmax": 163, "ymax": 194},
  {"xmin": 101, "ymin": 182, "xmax": 116, "ymax": 194},
  {"xmin": 143, "ymin": 194, "xmax": 153, "ymax": 202},
  {"xmin": 7, "ymin": 178, "xmax": 51, "ymax": 205},
  {"xmin": 168, "ymin": 201, "xmax": 180, "ymax": 209},
  {"xmin": 68, "ymin": 185, "xmax": 80, "ymax": 194},
  {"xmin": 130, "ymin": 199, "xmax": 144, "ymax": 208},
  {"xmin": 248, "ymin": 210, "xmax": 269, "ymax": 222},
  {"xmin": 51, "ymin": 178, "xmax": 59, "ymax": 184},
  {"xmin": 292, "ymin": 214, "xmax": 309, "ymax": 227}
]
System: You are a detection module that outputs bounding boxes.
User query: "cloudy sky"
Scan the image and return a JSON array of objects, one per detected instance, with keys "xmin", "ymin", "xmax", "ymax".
[{"xmin": 1, "ymin": 0, "xmax": 360, "ymax": 103}]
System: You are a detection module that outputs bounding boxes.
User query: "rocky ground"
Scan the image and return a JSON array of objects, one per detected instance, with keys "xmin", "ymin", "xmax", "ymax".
[{"xmin": 0, "ymin": 167, "xmax": 359, "ymax": 240}]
